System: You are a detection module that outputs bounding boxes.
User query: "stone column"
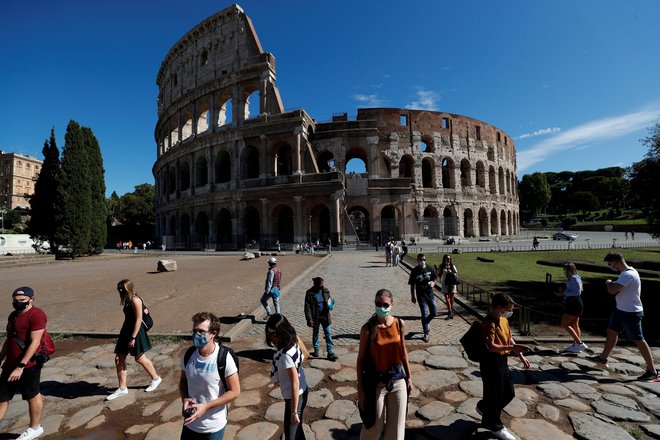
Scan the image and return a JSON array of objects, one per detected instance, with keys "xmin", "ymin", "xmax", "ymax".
[
  {"xmin": 370, "ymin": 198, "xmax": 380, "ymax": 244},
  {"xmin": 260, "ymin": 72, "xmax": 269, "ymax": 115},
  {"xmin": 260, "ymin": 198, "xmax": 270, "ymax": 244},
  {"xmin": 293, "ymin": 127, "xmax": 302, "ymax": 175},
  {"xmin": 331, "ymin": 190, "xmax": 343, "ymax": 243},
  {"xmin": 210, "ymin": 93, "xmax": 218, "ymax": 133},
  {"xmin": 294, "ymin": 196, "xmax": 304, "ymax": 243},
  {"xmin": 260, "ymin": 134, "xmax": 269, "ymax": 178}
]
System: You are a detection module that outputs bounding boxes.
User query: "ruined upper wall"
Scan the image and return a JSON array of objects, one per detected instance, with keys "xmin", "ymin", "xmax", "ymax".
[{"xmin": 156, "ymin": 4, "xmax": 274, "ymax": 114}]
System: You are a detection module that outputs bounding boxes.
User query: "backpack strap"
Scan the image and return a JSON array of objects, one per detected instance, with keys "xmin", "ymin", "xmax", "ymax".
[{"xmin": 185, "ymin": 344, "xmax": 239, "ymax": 392}]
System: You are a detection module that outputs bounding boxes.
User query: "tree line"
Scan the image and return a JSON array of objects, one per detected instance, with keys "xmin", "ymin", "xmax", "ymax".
[{"xmin": 518, "ymin": 122, "xmax": 660, "ymax": 237}]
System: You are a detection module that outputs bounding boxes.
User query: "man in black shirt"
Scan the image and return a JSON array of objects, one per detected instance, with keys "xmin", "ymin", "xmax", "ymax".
[{"xmin": 409, "ymin": 254, "xmax": 438, "ymax": 342}]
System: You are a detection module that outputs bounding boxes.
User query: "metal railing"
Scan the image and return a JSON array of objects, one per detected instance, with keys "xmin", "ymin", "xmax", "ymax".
[{"xmin": 435, "ymin": 240, "xmax": 658, "ymax": 254}]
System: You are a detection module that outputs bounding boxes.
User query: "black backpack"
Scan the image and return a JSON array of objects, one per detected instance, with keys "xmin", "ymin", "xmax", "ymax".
[
  {"xmin": 460, "ymin": 321, "xmax": 487, "ymax": 362},
  {"xmin": 183, "ymin": 344, "xmax": 239, "ymax": 391}
]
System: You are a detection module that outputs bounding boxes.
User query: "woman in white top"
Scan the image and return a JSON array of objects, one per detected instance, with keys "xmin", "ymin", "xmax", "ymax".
[{"xmin": 266, "ymin": 314, "xmax": 308, "ymax": 440}]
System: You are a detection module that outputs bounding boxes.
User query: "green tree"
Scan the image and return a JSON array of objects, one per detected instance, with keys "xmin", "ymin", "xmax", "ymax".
[
  {"xmin": 28, "ymin": 128, "xmax": 62, "ymax": 252},
  {"xmin": 629, "ymin": 122, "xmax": 660, "ymax": 237},
  {"xmin": 55, "ymin": 120, "xmax": 92, "ymax": 257},
  {"xmin": 1, "ymin": 209, "xmax": 22, "ymax": 230},
  {"xmin": 570, "ymin": 191, "xmax": 600, "ymax": 215},
  {"xmin": 82, "ymin": 127, "xmax": 107, "ymax": 254},
  {"xmin": 107, "ymin": 184, "xmax": 156, "ymax": 244},
  {"xmin": 518, "ymin": 173, "xmax": 551, "ymax": 217}
]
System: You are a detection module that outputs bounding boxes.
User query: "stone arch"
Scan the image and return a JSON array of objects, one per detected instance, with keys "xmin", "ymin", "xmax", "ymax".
[
  {"xmin": 380, "ymin": 205, "xmax": 399, "ymax": 239},
  {"xmin": 488, "ymin": 145, "xmax": 495, "ymax": 161},
  {"xmin": 180, "ymin": 213, "xmax": 191, "ymax": 245},
  {"xmin": 423, "ymin": 205, "xmax": 441, "ymax": 239},
  {"xmin": 317, "ymin": 151, "xmax": 335, "ymax": 172},
  {"xmin": 168, "ymin": 215, "xmax": 177, "ymax": 236},
  {"xmin": 196, "ymin": 98, "xmax": 211, "ymax": 134},
  {"xmin": 167, "ymin": 167, "xmax": 176, "ymax": 194},
  {"xmin": 422, "ymin": 157, "xmax": 435, "ymax": 188},
  {"xmin": 215, "ymin": 208, "xmax": 233, "ymax": 246},
  {"xmin": 443, "ymin": 206, "xmax": 458, "ymax": 236},
  {"xmin": 242, "ymin": 145, "xmax": 260, "ymax": 179},
  {"xmin": 182, "ymin": 108, "xmax": 193, "ymax": 141},
  {"xmin": 399, "ymin": 154, "xmax": 415, "ymax": 179},
  {"xmin": 478, "ymin": 208, "xmax": 488, "ymax": 237},
  {"xmin": 243, "ymin": 206, "xmax": 260, "ymax": 245},
  {"xmin": 347, "ymin": 206, "xmax": 370, "ymax": 243},
  {"xmin": 498, "ymin": 167, "xmax": 505, "ymax": 195},
  {"xmin": 460, "ymin": 159, "xmax": 472, "ymax": 188},
  {"xmin": 179, "ymin": 160, "xmax": 191, "ymax": 191},
  {"xmin": 169, "ymin": 115, "xmax": 179, "ymax": 146},
  {"xmin": 244, "ymin": 86, "xmax": 259, "ymax": 120},
  {"xmin": 490, "ymin": 208, "xmax": 499, "ymax": 236},
  {"xmin": 218, "ymin": 95, "xmax": 233, "ymax": 126},
  {"xmin": 195, "ymin": 156, "xmax": 208, "ymax": 187},
  {"xmin": 310, "ymin": 204, "xmax": 331, "ymax": 242},
  {"xmin": 382, "ymin": 155, "xmax": 393, "ymax": 178},
  {"xmin": 215, "ymin": 150, "xmax": 231, "ymax": 183},
  {"xmin": 476, "ymin": 161, "xmax": 486, "ymax": 188},
  {"xmin": 441, "ymin": 157, "xmax": 455, "ymax": 189},
  {"xmin": 346, "ymin": 146, "xmax": 368, "ymax": 173},
  {"xmin": 508, "ymin": 210, "xmax": 513, "ymax": 236},
  {"xmin": 274, "ymin": 143, "xmax": 293, "ymax": 176},
  {"xmin": 463, "ymin": 208, "xmax": 475, "ymax": 237},
  {"xmin": 273, "ymin": 204, "xmax": 294, "ymax": 243},
  {"xmin": 488, "ymin": 165, "xmax": 496, "ymax": 193},
  {"xmin": 506, "ymin": 169, "xmax": 511, "ymax": 194},
  {"xmin": 420, "ymin": 135, "xmax": 434, "ymax": 153},
  {"xmin": 195, "ymin": 211, "xmax": 209, "ymax": 245}
]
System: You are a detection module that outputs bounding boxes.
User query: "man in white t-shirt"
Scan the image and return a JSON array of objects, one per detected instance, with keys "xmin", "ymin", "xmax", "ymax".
[
  {"xmin": 179, "ymin": 312, "xmax": 241, "ymax": 439},
  {"xmin": 589, "ymin": 252, "xmax": 658, "ymax": 382}
]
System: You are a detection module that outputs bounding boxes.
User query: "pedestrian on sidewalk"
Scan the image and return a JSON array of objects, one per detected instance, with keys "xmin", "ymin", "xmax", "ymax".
[
  {"xmin": 384, "ymin": 240, "xmax": 393, "ymax": 267},
  {"xmin": 107, "ymin": 279, "xmax": 162, "ymax": 401},
  {"xmin": 439, "ymin": 254, "xmax": 458, "ymax": 319},
  {"xmin": 0, "ymin": 287, "xmax": 49, "ymax": 440},
  {"xmin": 179, "ymin": 312, "xmax": 240, "ymax": 440},
  {"xmin": 588, "ymin": 252, "xmax": 658, "ymax": 382},
  {"xmin": 266, "ymin": 314, "xmax": 308, "ymax": 440},
  {"xmin": 261, "ymin": 257, "xmax": 282, "ymax": 316},
  {"xmin": 554, "ymin": 263, "xmax": 588, "ymax": 353},
  {"xmin": 357, "ymin": 289, "xmax": 413, "ymax": 440},
  {"xmin": 477, "ymin": 293, "xmax": 530, "ymax": 440},
  {"xmin": 304, "ymin": 277, "xmax": 337, "ymax": 361},
  {"xmin": 408, "ymin": 254, "xmax": 437, "ymax": 342}
]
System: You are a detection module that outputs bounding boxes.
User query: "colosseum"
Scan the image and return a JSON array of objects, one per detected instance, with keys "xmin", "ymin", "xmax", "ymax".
[{"xmin": 153, "ymin": 5, "xmax": 519, "ymax": 250}]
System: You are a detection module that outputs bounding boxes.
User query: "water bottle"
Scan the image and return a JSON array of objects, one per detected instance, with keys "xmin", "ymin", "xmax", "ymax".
[{"xmin": 328, "ymin": 298, "xmax": 335, "ymax": 311}]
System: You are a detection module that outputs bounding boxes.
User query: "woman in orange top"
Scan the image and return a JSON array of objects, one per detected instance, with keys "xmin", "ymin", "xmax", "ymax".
[
  {"xmin": 478, "ymin": 293, "xmax": 530, "ymax": 440},
  {"xmin": 357, "ymin": 289, "xmax": 412, "ymax": 440}
]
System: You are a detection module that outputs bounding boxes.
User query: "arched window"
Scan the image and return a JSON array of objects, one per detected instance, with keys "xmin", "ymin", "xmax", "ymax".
[
  {"xmin": 441, "ymin": 158, "xmax": 455, "ymax": 189},
  {"xmin": 219, "ymin": 97, "xmax": 233, "ymax": 126},
  {"xmin": 215, "ymin": 209, "xmax": 233, "ymax": 246},
  {"xmin": 196, "ymin": 99, "xmax": 211, "ymax": 134},
  {"xmin": 181, "ymin": 109, "xmax": 193, "ymax": 141},
  {"xmin": 347, "ymin": 206, "xmax": 370, "ymax": 243},
  {"xmin": 498, "ymin": 167, "xmax": 505, "ymax": 195},
  {"xmin": 179, "ymin": 161, "xmax": 190, "ymax": 191},
  {"xmin": 420, "ymin": 135, "xmax": 434, "ymax": 153},
  {"xmin": 195, "ymin": 211, "xmax": 209, "ymax": 245},
  {"xmin": 244, "ymin": 207, "xmax": 260, "ymax": 245},
  {"xmin": 244, "ymin": 88, "xmax": 259, "ymax": 120},
  {"xmin": 489, "ymin": 166, "xmax": 496, "ymax": 193},
  {"xmin": 274, "ymin": 144, "xmax": 292, "ymax": 176},
  {"xmin": 346, "ymin": 147, "xmax": 368, "ymax": 174},
  {"xmin": 500, "ymin": 211, "xmax": 507, "ymax": 235},
  {"xmin": 399, "ymin": 155, "xmax": 414, "ymax": 179},
  {"xmin": 380, "ymin": 205, "xmax": 399, "ymax": 239},
  {"xmin": 310, "ymin": 204, "xmax": 331, "ymax": 242},
  {"xmin": 443, "ymin": 207, "xmax": 457, "ymax": 236},
  {"xmin": 317, "ymin": 151, "xmax": 335, "ymax": 172},
  {"xmin": 215, "ymin": 150, "xmax": 231, "ymax": 183},
  {"xmin": 423, "ymin": 206, "xmax": 440, "ymax": 238},
  {"xmin": 422, "ymin": 158, "xmax": 434, "ymax": 188},
  {"xmin": 478, "ymin": 208, "xmax": 488, "ymax": 237},
  {"xmin": 460, "ymin": 159, "xmax": 472, "ymax": 188},
  {"xmin": 490, "ymin": 209, "xmax": 499, "ymax": 235},
  {"xmin": 274, "ymin": 205, "xmax": 294, "ymax": 243},
  {"xmin": 167, "ymin": 167, "xmax": 176, "ymax": 194},
  {"xmin": 242, "ymin": 146, "xmax": 260, "ymax": 179},
  {"xmin": 476, "ymin": 161, "xmax": 485, "ymax": 188},
  {"xmin": 195, "ymin": 156, "xmax": 208, "ymax": 187},
  {"xmin": 463, "ymin": 209, "xmax": 474, "ymax": 237},
  {"xmin": 488, "ymin": 146, "xmax": 495, "ymax": 161}
]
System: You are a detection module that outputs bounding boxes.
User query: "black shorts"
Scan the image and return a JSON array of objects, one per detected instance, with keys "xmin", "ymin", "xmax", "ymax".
[
  {"xmin": 0, "ymin": 365, "xmax": 42, "ymax": 402},
  {"xmin": 563, "ymin": 296, "xmax": 583, "ymax": 317}
]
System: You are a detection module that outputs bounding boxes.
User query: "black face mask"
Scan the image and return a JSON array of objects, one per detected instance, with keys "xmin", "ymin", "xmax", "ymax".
[{"xmin": 12, "ymin": 300, "xmax": 30, "ymax": 312}]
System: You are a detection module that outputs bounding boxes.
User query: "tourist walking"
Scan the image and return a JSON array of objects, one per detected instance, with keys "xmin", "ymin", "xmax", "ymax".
[
  {"xmin": 384, "ymin": 240, "xmax": 393, "ymax": 267},
  {"xmin": 261, "ymin": 257, "xmax": 282, "ymax": 316},
  {"xmin": 304, "ymin": 277, "xmax": 337, "ymax": 361},
  {"xmin": 399, "ymin": 239, "xmax": 408, "ymax": 262},
  {"xmin": 357, "ymin": 289, "xmax": 412, "ymax": 440},
  {"xmin": 408, "ymin": 254, "xmax": 437, "ymax": 342},
  {"xmin": 179, "ymin": 312, "xmax": 240, "ymax": 440},
  {"xmin": 554, "ymin": 263, "xmax": 587, "ymax": 352},
  {"xmin": 266, "ymin": 314, "xmax": 308, "ymax": 440},
  {"xmin": 477, "ymin": 293, "xmax": 530, "ymax": 440},
  {"xmin": 392, "ymin": 241, "xmax": 401, "ymax": 267},
  {"xmin": 439, "ymin": 254, "xmax": 458, "ymax": 319},
  {"xmin": 107, "ymin": 279, "xmax": 161, "ymax": 401},
  {"xmin": 588, "ymin": 252, "xmax": 658, "ymax": 381},
  {"xmin": 0, "ymin": 287, "xmax": 50, "ymax": 440}
]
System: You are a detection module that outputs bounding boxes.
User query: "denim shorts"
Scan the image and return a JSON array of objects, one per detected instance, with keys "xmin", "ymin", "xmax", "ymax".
[{"xmin": 608, "ymin": 308, "xmax": 644, "ymax": 341}]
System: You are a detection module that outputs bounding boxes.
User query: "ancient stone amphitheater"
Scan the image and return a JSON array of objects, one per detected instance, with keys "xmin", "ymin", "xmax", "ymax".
[{"xmin": 153, "ymin": 5, "xmax": 519, "ymax": 250}]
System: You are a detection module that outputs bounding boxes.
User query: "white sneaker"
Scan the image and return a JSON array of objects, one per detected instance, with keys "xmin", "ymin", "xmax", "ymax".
[
  {"xmin": 572, "ymin": 342, "xmax": 588, "ymax": 352},
  {"xmin": 17, "ymin": 426, "xmax": 44, "ymax": 440},
  {"xmin": 492, "ymin": 427, "xmax": 517, "ymax": 440},
  {"xmin": 563, "ymin": 343, "xmax": 576, "ymax": 352},
  {"xmin": 106, "ymin": 387, "xmax": 128, "ymax": 401},
  {"xmin": 145, "ymin": 376, "xmax": 162, "ymax": 392}
]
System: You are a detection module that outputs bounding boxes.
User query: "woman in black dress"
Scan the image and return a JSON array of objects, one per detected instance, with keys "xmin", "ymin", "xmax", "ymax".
[{"xmin": 107, "ymin": 279, "xmax": 162, "ymax": 400}]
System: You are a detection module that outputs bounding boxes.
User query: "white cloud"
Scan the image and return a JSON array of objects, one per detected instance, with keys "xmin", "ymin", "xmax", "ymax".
[
  {"xmin": 351, "ymin": 94, "xmax": 386, "ymax": 107},
  {"xmin": 405, "ymin": 89, "xmax": 440, "ymax": 110},
  {"xmin": 517, "ymin": 127, "xmax": 561, "ymax": 139},
  {"xmin": 517, "ymin": 107, "xmax": 660, "ymax": 171}
]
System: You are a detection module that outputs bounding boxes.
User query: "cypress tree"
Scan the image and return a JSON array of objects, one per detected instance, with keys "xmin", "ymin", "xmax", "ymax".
[
  {"xmin": 55, "ymin": 120, "xmax": 92, "ymax": 257},
  {"xmin": 28, "ymin": 128, "xmax": 61, "ymax": 253},
  {"xmin": 82, "ymin": 126, "xmax": 107, "ymax": 253}
]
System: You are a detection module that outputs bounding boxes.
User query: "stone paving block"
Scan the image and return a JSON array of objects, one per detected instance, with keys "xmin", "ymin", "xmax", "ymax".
[
  {"xmin": 597, "ymin": 383, "xmax": 638, "ymax": 395},
  {"xmin": 421, "ymin": 413, "xmax": 478, "ymax": 440},
  {"xmin": 265, "ymin": 401, "xmax": 285, "ymax": 422},
  {"xmin": 325, "ymin": 399, "xmax": 357, "ymax": 422},
  {"xmin": 66, "ymin": 404, "xmax": 104, "ymax": 430},
  {"xmin": 569, "ymin": 411, "xmax": 635, "ymax": 440},
  {"xmin": 307, "ymin": 388, "xmax": 334, "ymax": 408},
  {"xmin": 641, "ymin": 424, "xmax": 660, "ymax": 439},
  {"xmin": 241, "ymin": 373, "xmax": 271, "ymax": 390},
  {"xmin": 230, "ymin": 407, "xmax": 257, "ymax": 422},
  {"xmin": 515, "ymin": 387, "xmax": 539, "ymax": 403},
  {"xmin": 124, "ymin": 423, "xmax": 150, "ymax": 435},
  {"xmin": 592, "ymin": 400, "xmax": 651, "ymax": 422},
  {"xmin": 159, "ymin": 399, "xmax": 181, "ymax": 422},
  {"xmin": 330, "ymin": 367, "xmax": 356, "ymax": 382},
  {"xmin": 536, "ymin": 403, "xmax": 560, "ymax": 421},
  {"xmin": 537, "ymin": 383, "xmax": 571, "ymax": 399},
  {"xmin": 417, "ymin": 401, "xmax": 454, "ymax": 421},
  {"xmin": 510, "ymin": 418, "xmax": 574, "ymax": 440},
  {"xmin": 142, "ymin": 401, "xmax": 166, "ymax": 417},
  {"xmin": 145, "ymin": 421, "xmax": 181, "ymax": 440},
  {"xmin": 426, "ymin": 345, "xmax": 462, "ymax": 357},
  {"xmin": 635, "ymin": 381, "xmax": 660, "ymax": 397},
  {"xmin": 503, "ymin": 397, "xmax": 527, "ymax": 417},
  {"xmin": 413, "ymin": 369, "xmax": 460, "ymax": 392},
  {"xmin": 424, "ymin": 354, "xmax": 468, "ymax": 370},
  {"xmin": 443, "ymin": 390, "xmax": 469, "ymax": 403},
  {"xmin": 602, "ymin": 393, "xmax": 639, "ymax": 410},
  {"xmin": 310, "ymin": 419, "xmax": 348, "ymax": 440},
  {"xmin": 309, "ymin": 358, "xmax": 342, "ymax": 370},
  {"xmin": 305, "ymin": 367, "xmax": 325, "ymax": 388},
  {"xmin": 555, "ymin": 398, "xmax": 590, "ymax": 411},
  {"xmin": 636, "ymin": 395, "xmax": 660, "ymax": 417},
  {"xmin": 456, "ymin": 397, "xmax": 481, "ymax": 419},
  {"xmin": 234, "ymin": 389, "xmax": 261, "ymax": 406},
  {"xmin": 336, "ymin": 386, "xmax": 357, "ymax": 397},
  {"xmin": 236, "ymin": 422, "xmax": 279, "ymax": 440},
  {"xmin": 407, "ymin": 349, "xmax": 430, "ymax": 363},
  {"xmin": 458, "ymin": 380, "xmax": 483, "ymax": 397},
  {"xmin": 562, "ymin": 381, "xmax": 598, "ymax": 396}
]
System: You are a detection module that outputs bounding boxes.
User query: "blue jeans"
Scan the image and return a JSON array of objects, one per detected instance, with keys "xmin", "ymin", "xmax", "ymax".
[
  {"xmin": 417, "ymin": 293, "xmax": 437, "ymax": 335},
  {"xmin": 260, "ymin": 291, "xmax": 281, "ymax": 315},
  {"xmin": 312, "ymin": 321, "xmax": 334, "ymax": 353},
  {"xmin": 180, "ymin": 425, "xmax": 225, "ymax": 440},
  {"xmin": 284, "ymin": 388, "xmax": 308, "ymax": 440}
]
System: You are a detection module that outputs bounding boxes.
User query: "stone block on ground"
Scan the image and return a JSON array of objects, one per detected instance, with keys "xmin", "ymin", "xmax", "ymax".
[
  {"xmin": 569, "ymin": 412, "xmax": 635, "ymax": 440},
  {"xmin": 157, "ymin": 259, "xmax": 177, "ymax": 271}
]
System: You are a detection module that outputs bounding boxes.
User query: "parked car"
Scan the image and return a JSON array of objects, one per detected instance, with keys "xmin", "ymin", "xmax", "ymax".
[{"xmin": 552, "ymin": 231, "xmax": 578, "ymax": 241}]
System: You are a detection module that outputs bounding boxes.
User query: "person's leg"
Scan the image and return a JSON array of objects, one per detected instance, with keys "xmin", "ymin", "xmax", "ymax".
[
  {"xmin": 273, "ymin": 294, "xmax": 281, "ymax": 314},
  {"xmin": 360, "ymin": 383, "xmax": 386, "ymax": 440},
  {"xmin": 26, "ymin": 393, "xmax": 43, "ymax": 429},
  {"xmin": 294, "ymin": 388, "xmax": 308, "ymax": 440},
  {"xmin": 428, "ymin": 295, "xmax": 437, "ymax": 324},
  {"xmin": 322, "ymin": 322, "xmax": 334, "ymax": 355},
  {"xmin": 446, "ymin": 293, "xmax": 454, "ymax": 315},
  {"xmin": 634, "ymin": 339, "xmax": 657, "ymax": 373},
  {"xmin": 417, "ymin": 295, "xmax": 430, "ymax": 335},
  {"xmin": 622, "ymin": 312, "xmax": 657, "ymax": 373},
  {"xmin": 600, "ymin": 310, "xmax": 623, "ymax": 360},
  {"xmin": 479, "ymin": 355, "xmax": 505, "ymax": 431},
  {"xmin": 135, "ymin": 353, "xmax": 159, "ymax": 380},
  {"xmin": 260, "ymin": 292, "xmax": 272, "ymax": 316},
  {"xmin": 114, "ymin": 353, "xmax": 128, "ymax": 389},
  {"xmin": 0, "ymin": 401, "xmax": 8, "ymax": 421},
  {"xmin": 382, "ymin": 379, "xmax": 407, "ymax": 440},
  {"xmin": 312, "ymin": 322, "xmax": 321, "ymax": 353},
  {"xmin": 560, "ymin": 314, "xmax": 581, "ymax": 343}
]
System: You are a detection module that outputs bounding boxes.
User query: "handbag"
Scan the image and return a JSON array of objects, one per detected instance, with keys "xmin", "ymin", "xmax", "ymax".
[
  {"xmin": 271, "ymin": 287, "xmax": 280, "ymax": 298},
  {"xmin": 445, "ymin": 271, "xmax": 461, "ymax": 286},
  {"xmin": 460, "ymin": 321, "xmax": 486, "ymax": 362},
  {"xmin": 141, "ymin": 298, "xmax": 154, "ymax": 331}
]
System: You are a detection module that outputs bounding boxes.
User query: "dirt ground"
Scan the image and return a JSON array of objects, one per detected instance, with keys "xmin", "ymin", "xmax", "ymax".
[{"xmin": 0, "ymin": 253, "xmax": 323, "ymax": 334}]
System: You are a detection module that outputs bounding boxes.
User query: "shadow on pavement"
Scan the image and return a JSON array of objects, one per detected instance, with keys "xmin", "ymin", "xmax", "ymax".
[
  {"xmin": 41, "ymin": 380, "xmax": 107, "ymax": 399},
  {"xmin": 236, "ymin": 348, "xmax": 275, "ymax": 364}
]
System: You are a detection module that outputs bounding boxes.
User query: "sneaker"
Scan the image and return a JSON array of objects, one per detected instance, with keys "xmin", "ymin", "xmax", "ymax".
[
  {"xmin": 327, "ymin": 352, "xmax": 338, "ymax": 362},
  {"xmin": 17, "ymin": 426, "xmax": 44, "ymax": 440},
  {"xmin": 146, "ymin": 376, "xmax": 162, "ymax": 392},
  {"xmin": 106, "ymin": 387, "xmax": 128, "ymax": 401},
  {"xmin": 587, "ymin": 355, "xmax": 609, "ymax": 367},
  {"xmin": 311, "ymin": 350, "xmax": 320, "ymax": 358},
  {"xmin": 449, "ymin": 312, "xmax": 454, "ymax": 319},
  {"xmin": 572, "ymin": 342, "xmax": 588, "ymax": 352},
  {"xmin": 637, "ymin": 370, "xmax": 659, "ymax": 382},
  {"xmin": 562, "ymin": 343, "xmax": 576, "ymax": 352},
  {"xmin": 423, "ymin": 333, "xmax": 430, "ymax": 343},
  {"xmin": 492, "ymin": 427, "xmax": 517, "ymax": 440},
  {"xmin": 444, "ymin": 314, "xmax": 452, "ymax": 320}
]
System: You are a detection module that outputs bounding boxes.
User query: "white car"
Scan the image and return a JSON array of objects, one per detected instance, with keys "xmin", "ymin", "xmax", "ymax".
[{"xmin": 552, "ymin": 232, "xmax": 578, "ymax": 241}]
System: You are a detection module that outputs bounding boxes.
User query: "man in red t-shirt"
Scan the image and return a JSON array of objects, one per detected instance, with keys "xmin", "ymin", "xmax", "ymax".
[{"xmin": 0, "ymin": 287, "xmax": 47, "ymax": 440}]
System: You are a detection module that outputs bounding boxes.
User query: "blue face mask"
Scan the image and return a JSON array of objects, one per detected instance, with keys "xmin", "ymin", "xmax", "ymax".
[
  {"xmin": 375, "ymin": 306, "xmax": 391, "ymax": 318},
  {"xmin": 193, "ymin": 333, "xmax": 208, "ymax": 348},
  {"xmin": 419, "ymin": 260, "xmax": 426, "ymax": 267}
]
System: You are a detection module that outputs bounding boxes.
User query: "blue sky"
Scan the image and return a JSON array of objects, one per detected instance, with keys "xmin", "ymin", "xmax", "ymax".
[{"xmin": 1, "ymin": 1, "xmax": 659, "ymax": 196}]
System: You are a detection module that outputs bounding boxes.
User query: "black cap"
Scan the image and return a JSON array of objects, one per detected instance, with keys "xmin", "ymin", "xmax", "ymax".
[{"xmin": 12, "ymin": 287, "xmax": 34, "ymax": 297}]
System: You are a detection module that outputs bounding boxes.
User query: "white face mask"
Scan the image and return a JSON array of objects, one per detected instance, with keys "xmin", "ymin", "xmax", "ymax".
[{"xmin": 501, "ymin": 310, "xmax": 513, "ymax": 319}]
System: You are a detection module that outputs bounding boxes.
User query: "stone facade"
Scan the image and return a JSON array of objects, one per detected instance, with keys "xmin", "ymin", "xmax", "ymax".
[
  {"xmin": 153, "ymin": 5, "xmax": 519, "ymax": 249},
  {"xmin": 0, "ymin": 150, "xmax": 42, "ymax": 209}
]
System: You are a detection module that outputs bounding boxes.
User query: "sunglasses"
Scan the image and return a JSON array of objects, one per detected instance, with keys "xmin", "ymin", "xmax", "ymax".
[
  {"xmin": 375, "ymin": 301, "xmax": 391, "ymax": 308},
  {"xmin": 266, "ymin": 329, "xmax": 280, "ymax": 337},
  {"xmin": 192, "ymin": 328, "xmax": 209, "ymax": 335}
]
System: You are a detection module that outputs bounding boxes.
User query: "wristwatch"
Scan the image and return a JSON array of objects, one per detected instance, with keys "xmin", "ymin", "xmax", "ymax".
[{"xmin": 18, "ymin": 362, "xmax": 26, "ymax": 368}]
